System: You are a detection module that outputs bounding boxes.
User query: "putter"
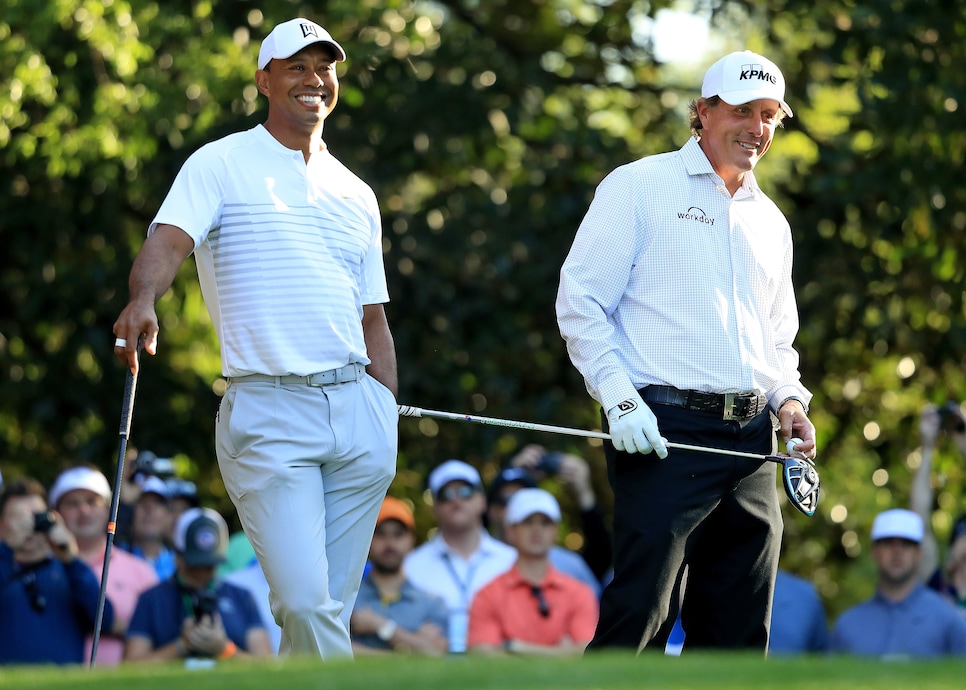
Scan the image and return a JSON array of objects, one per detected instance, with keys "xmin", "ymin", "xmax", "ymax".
[
  {"xmin": 90, "ymin": 340, "xmax": 142, "ymax": 668},
  {"xmin": 398, "ymin": 405, "xmax": 821, "ymax": 517}
]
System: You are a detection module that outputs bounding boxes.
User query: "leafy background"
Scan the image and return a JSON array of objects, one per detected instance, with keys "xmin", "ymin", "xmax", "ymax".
[{"xmin": 2, "ymin": 0, "xmax": 964, "ymax": 619}]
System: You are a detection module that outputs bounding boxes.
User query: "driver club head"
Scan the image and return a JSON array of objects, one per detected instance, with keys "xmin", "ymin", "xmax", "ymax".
[{"xmin": 779, "ymin": 456, "xmax": 821, "ymax": 517}]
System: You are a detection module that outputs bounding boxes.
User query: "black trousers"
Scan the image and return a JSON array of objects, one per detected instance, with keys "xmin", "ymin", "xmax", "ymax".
[{"xmin": 587, "ymin": 401, "xmax": 783, "ymax": 653}]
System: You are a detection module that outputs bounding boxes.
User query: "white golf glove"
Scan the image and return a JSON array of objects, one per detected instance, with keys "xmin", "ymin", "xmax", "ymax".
[{"xmin": 607, "ymin": 394, "xmax": 668, "ymax": 458}]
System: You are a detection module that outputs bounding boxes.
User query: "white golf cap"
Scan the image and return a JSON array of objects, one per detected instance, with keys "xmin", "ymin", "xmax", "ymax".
[
  {"xmin": 702, "ymin": 50, "xmax": 793, "ymax": 118},
  {"xmin": 49, "ymin": 467, "xmax": 112, "ymax": 509},
  {"xmin": 428, "ymin": 459, "xmax": 483, "ymax": 498},
  {"xmin": 505, "ymin": 488, "xmax": 561, "ymax": 526},
  {"xmin": 871, "ymin": 508, "xmax": 924, "ymax": 543},
  {"xmin": 139, "ymin": 475, "xmax": 170, "ymax": 500},
  {"xmin": 258, "ymin": 18, "xmax": 346, "ymax": 70}
]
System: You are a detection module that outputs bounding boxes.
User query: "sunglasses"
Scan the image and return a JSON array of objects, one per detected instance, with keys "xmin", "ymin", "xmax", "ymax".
[
  {"xmin": 22, "ymin": 572, "xmax": 47, "ymax": 613},
  {"xmin": 437, "ymin": 484, "xmax": 478, "ymax": 503},
  {"xmin": 530, "ymin": 585, "xmax": 551, "ymax": 618}
]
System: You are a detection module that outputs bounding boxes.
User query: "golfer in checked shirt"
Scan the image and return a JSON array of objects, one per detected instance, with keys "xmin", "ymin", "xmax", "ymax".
[
  {"xmin": 113, "ymin": 18, "xmax": 397, "ymax": 659},
  {"xmin": 556, "ymin": 50, "xmax": 817, "ymax": 653}
]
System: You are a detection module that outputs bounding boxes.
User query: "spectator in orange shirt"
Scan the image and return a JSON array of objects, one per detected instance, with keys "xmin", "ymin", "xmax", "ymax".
[{"xmin": 467, "ymin": 488, "xmax": 598, "ymax": 655}]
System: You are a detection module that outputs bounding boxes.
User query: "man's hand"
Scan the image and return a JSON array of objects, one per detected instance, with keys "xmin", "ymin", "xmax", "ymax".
[
  {"xmin": 778, "ymin": 399, "xmax": 816, "ymax": 460},
  {"xmin": 182, "ymin": 613, "xmax": 230, "ymax": 658},
  {"xmin": 606, "ymin": 394, "xmax": 667, "ymax": 458},
  {"xmin": 46, "ymin": 512, "xmax": 80, "ymax": 563},
  {"xmin": 350, "ymin": 606, "xmax": 384, "ymax": 636}
]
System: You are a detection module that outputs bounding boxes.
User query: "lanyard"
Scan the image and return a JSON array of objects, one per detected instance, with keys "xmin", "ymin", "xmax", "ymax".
[{"xmin": 440, "ymin": 551, "xmax": 481, "ymax": 611}]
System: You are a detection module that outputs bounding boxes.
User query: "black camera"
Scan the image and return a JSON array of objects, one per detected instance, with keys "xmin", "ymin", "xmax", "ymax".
[
  {"xmin": 132, "ymin": 450, "xmax": 177, "ymax": 480},
  {"xmin": 33, "ymin": 511, "xmax": 55, "ymax": 534},
  {"xmin": 939, "ymin": 401, "xmax": 965, "ymax": 433},
  {"xmin": 194, "ymin": 589, "xmax": 220, "ymax": 622},
  {"xmin": 535, "ymin": 452, "xmax": 563, "ymax": 476}
]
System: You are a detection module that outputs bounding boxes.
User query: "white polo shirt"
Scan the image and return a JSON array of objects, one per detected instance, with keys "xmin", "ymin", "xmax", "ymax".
[
  {"xmin": 557, "ymin": 137, "xmax": 811, "ymax": 413},
  {"xmin": 150, "ymin": 125, "xmax": 389, "ymax": 377}
]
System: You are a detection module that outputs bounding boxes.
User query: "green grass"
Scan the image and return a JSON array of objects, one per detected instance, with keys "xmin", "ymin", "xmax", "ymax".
[{"xmin": 1, "ymin": 653, "xmax": 965, "ymax": 690}]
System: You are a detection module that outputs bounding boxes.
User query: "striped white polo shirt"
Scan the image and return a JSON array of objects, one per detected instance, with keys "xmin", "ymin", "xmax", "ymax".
[
  {"xmin": 150, "ymin": 125, "xmax": 388, "ymax": 377},
  {"xmin": 556, "ymin": 136, "xmax": 811, "ymax": 413}
]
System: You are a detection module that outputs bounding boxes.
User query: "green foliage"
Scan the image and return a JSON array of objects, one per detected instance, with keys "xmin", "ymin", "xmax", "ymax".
[{"xmin": 2, "ymin": 0, "xmax": 965, "ymax": 622}]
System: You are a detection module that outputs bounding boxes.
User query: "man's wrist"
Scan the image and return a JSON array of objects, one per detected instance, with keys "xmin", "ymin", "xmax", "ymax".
[
  {"xmin": 377, "ymin": 619, "xmax": 398, "ymax": 643},
  {"xmin": 778, "ymin": 396, "xmax": 807, "ymax": 414},
  {"xmin": 218, "ymin": 640, "xmax": 238, "ymax": 659},
  {"xmin": 175, "ymin": 638, "xmax": 188, "ymax": 658}
]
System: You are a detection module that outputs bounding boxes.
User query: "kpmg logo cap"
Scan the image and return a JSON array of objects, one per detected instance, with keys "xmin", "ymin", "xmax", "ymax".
[{"xmin": 701, "ymin": 50, "xmax": 793, "ymax": 118}]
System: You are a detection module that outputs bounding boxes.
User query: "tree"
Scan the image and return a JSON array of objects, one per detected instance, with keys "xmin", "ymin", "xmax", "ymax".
[{"xmin": 2, "ymin": 0, "xmax": 964, "ymax": 617}]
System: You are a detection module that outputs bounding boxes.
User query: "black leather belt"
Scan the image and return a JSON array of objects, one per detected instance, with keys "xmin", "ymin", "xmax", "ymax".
[{"xmin": 640, "ymin": 385, "xmax": 767, "ymax": 421}]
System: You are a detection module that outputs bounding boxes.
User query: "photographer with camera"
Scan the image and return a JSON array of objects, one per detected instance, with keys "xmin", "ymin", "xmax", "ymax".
[
  {"xmin": 487, "ymin": 444, "xmax": 613, "ymax": 594},
  {"xmin": 911, "ymin": 402, "xmax": 966, "ymax": 614},
  {"xmin": 0, "ymin": 477, "xmax": 116, "ymax": 665},
  {"xmin": 124, "ymin": 507, "xmax": 272, "ymax": 663}
]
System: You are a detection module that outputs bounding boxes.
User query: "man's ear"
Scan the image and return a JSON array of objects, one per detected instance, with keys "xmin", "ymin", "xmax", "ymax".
[{"xmin": 255, "ymin": 69, "xmax": 271, "ymax": 98}]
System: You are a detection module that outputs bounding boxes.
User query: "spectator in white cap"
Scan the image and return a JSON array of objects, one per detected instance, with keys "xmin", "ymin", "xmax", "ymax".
[
  {"xmin": 121, "ymin": 476, "xmax": 176, "ymax": 581},
  {"xmin": 404, "ymin": 460, "xmax": 516, "ymax": 653},
  {"xmin": 830, "ymin": 508, "xmax": 966, "ymax": 658},
  {"xmin": 111, "ymin": 13, "xmax": 398, "ymax": 660},
  {"xmin": 125, "ymin": 507, "xmax": 273, "ymax": 662},
  {"xmin": 556, "ymin": 47, "xmax": 815, "ymax": 653},
  {"xmin": 51, "ymin": 466, "xmax": 158, "ymax": 665},
  {"xmin": 468, "ymin": 489, "xmax": 598, "ymax": 656}
]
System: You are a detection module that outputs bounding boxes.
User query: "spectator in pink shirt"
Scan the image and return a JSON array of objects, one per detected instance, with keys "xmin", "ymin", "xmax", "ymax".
[{"xmin": 51, "ymin": 466, "xmax": 159, "ymax": 665}]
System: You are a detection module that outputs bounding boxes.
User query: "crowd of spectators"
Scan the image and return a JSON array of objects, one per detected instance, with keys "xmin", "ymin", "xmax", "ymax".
[{"xmin": 3, "ymin": 404, "xmax": 966, "ymax": 666}]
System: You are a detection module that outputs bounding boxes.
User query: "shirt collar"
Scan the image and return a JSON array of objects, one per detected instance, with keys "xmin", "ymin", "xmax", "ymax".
[
  {"xmin": 680, "ymin": 136, "xmax": 761, "ymax": 200},
  {"xmin": 505, "ymin": 562, "xmax": 566, "ymax": 589},
  {"xmin": 433, "ymin": 529, "xmax": 505, "ymax": 558}
]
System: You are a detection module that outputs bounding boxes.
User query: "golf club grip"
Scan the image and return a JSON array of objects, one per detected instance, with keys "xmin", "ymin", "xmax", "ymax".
[
  {"xmin": 117, "ymin": 341, "xmax": 142, "ymax": 436},
  {"xmin": 118, "ymin": 370, "xmax": 138, "ymax": 436}
]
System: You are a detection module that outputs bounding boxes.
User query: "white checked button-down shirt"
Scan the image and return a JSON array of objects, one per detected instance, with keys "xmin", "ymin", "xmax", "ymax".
[{"xmin": 556, "ymin": 137, "xmax": 811, "ymax": 414}]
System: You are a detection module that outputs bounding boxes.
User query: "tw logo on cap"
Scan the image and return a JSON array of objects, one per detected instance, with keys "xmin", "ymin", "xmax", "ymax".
[
  {"xmin": 301, "ymin": 23, "xmax": 319, "ymax": 39},
  {"xmin": 738, "ymin": 63, "xmax": 778, "ymax": 85}
]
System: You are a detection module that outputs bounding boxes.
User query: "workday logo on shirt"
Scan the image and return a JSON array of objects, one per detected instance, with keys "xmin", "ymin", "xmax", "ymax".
[{"xmin": 678, "ymin": 206, "xmax": 715, "ymax": 226}]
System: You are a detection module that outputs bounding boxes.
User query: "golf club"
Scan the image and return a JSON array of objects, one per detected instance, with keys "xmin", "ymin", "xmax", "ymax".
[
  {"xmin": 397, "ymin": 404, "xmax": 820, "ymax": 517},
  {"xmin": 90, "ymin": 339, "xmax": 142, "ymax": 668}
]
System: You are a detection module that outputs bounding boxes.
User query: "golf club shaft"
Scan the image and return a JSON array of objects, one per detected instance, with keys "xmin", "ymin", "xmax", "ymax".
[
  {"xmin": 91, "ymin": 345, "xmax": 140, "ymax": 668},
  {"xmin": 397, "ymin": 404, "xmax": 785, "ymax": 462}
]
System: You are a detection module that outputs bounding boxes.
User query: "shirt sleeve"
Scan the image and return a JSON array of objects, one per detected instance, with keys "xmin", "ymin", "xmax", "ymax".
[
  {"xmin": 150, "ymin": 146, "xmax": 225, "ymax": 248},
  {"xmin": 556, "ymin": 167, "xmax": 644, "ymax": 412},
  {"xmin": 765, "ymin": 231, "xmax": 812, "ymax": 410},
  {"xmin": 65, "ymin": 558, "xmax": 115, "ymax": 635},
  {"xmin": 466, "ymin": 583, "xmax": 505, "ymax": 647}
]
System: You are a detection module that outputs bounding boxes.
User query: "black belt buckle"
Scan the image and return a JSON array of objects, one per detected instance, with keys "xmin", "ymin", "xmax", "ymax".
[{"xmin": 723, "ymin": 393, "xmax": 756, "ymax": 421}]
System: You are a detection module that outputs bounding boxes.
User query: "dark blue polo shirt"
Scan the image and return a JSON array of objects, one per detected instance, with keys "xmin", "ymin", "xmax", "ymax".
[
  {"xmin": 0, "ymin": 543, "xmax": 115, "ymax": 665},
  {"xmin": 127, "ymin": 576, "xmax": 265, "ymax": 652}
]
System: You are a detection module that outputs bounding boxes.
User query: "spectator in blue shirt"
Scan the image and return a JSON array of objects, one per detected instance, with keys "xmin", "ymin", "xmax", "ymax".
[
  {"xmin": 769, "ymin": 569, "xmax": 828, "ymax": 654},
  {"xmin": 0, "ymin": 477, "xmax": 116, "ymax": 665},
  {"xmin": 830, "ymin": 508, "xmax": 966, "ymax": 658},
  {"xmin": 124, "ymin": 507, "xmax": 272, "ymax": 662},
  {"xmin": 351, "ymin": 497, "xmax": 448, "ymax": 655},
  {"xmin": 121, "ymin": 476, "xmax": 177, "ymax": 580}
]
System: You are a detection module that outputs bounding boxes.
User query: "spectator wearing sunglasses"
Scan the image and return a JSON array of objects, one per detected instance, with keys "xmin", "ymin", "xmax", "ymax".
[
  {"xmin": 0, "ymin": 477, "xmax": 115, "ymax": 665},
  {"xmin": 467, "ymin": 488, "xmax": 598, "ymax": 655},
  {"xmin": 404, "ymin": 460, "xmax": 516, "ymax": 653}
]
